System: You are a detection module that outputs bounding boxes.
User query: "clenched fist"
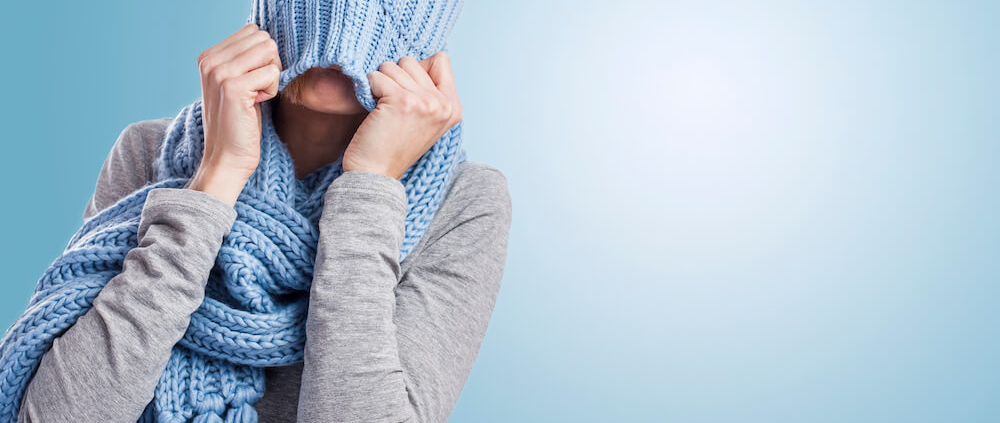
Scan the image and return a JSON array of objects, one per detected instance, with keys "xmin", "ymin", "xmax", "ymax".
[
  {"xmin": 188, "ymin": 23, "xmax": 283, "ymax": 206},
  {"xmin": 343, "ymin": 52, "xmax": 462, "ymax": 180}
]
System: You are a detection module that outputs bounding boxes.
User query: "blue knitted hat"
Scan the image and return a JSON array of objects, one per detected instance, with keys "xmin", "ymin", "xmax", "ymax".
[
  {"xmin": 0, "ymin": 1, "xmax": 467, "ymax": 422},
  {"xmin": 248, "ymin": 0, "xmax": 466, "ymax": 111}
]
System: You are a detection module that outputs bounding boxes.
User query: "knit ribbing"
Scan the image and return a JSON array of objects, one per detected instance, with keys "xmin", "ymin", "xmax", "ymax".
[
  {"xmin": 0, "ymin": 0, "xmax": 467, "ymax": 421},
  {"xmin": 249, "ymin": 0, "xmax": 466, "ymax": 111}
]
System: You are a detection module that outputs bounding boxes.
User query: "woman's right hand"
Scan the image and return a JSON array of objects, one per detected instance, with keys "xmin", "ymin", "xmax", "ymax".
[{"xmin": 187, "ymin": 23, "xmax": 282, "ymax": 207}]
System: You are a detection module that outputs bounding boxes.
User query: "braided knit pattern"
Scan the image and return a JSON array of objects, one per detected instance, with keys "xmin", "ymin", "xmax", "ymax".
[
  {"xmin": 0, "ymin": 0, "xmax": 467, "ymax": 421},
  {"xmin": 253, "ymin": 0, "xmax": 467, "ymax": 110}
]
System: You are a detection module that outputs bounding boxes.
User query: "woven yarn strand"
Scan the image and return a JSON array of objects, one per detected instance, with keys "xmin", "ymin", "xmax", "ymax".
[{"xmin": 0, "ymin": 0, "xmax": 467, "ymax": 421}]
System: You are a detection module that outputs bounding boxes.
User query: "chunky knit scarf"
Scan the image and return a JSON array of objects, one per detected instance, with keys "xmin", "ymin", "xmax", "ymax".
[{"xmin": 0, "ymin": 0, "xmax": 466, "ymax": 421}]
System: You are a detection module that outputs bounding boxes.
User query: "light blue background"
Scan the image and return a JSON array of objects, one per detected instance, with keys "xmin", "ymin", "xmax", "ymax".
[{"xmin": 2, "ymin": 1, "xmax": 998, "ymax": 422}]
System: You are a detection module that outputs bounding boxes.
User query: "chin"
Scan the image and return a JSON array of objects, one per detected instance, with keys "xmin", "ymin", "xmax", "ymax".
[{"xmin": 284, "ymin": 66, "xmax": 367, "ymax": 115}]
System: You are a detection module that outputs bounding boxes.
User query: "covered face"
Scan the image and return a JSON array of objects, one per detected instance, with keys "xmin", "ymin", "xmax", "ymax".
[{"xmin": 247, "ymin": 0, "xmax": 466, "ymax": 112}]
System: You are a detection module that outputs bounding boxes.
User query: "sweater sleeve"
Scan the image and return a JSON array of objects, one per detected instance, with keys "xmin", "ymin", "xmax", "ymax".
[
  {"xmin": 16, "ymin": 126, "xmax": 238, "ymax": 422},
  {"xmin": 296, "ymin": 169, "xmax": 513, "ymax": 423},
  {"xmin": 83, "ymin": 122, "xmax": 159, "ymax": 221}
]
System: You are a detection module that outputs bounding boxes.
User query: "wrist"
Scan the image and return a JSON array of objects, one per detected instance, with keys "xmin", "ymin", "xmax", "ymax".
[
  {"xmin": 342, "ymin": 162, "xmax": 402, "ymax": 181},
  {"xmin": 186, "ymin": 163, "xmax": 250, "ymax": 207}
]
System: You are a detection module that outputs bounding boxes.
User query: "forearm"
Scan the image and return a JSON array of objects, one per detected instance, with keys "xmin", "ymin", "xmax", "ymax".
[
  {"xmin": 297, "ymin": 170, "xmax": 413, "ymax": 422},
  {"xmin": 296, "ymin": 166, "xmax": 512, "ymax": 423},
  {"xmin": 17, "ymin": 188, "xmax": 237, "ymax": 423}
]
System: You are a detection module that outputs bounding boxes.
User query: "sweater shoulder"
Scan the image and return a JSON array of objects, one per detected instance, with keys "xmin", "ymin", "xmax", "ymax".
[
  {"xmin": 82, "ymin": 117, "xmax": 173, "ymax": 221},
  {"xmin": 122, "ymin": 116, "xmax": 173, "ymax": 180},
  {"xmin": 446, "ymin": 160, "xmax": 511, "ymax": 212},
  {"xmin": 402, "ymin": 158, "xmax": 513, "ymax": 268}
]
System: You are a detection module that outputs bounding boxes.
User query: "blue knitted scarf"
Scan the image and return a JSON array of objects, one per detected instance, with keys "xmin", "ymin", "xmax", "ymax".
[{"xmin": 0, "ymin": 0, "xmax": 466, "ymax": 421}]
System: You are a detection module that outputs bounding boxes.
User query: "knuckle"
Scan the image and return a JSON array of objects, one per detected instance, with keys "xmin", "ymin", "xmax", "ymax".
[
  {"xmin": 420, "ymin": 97, "xmax": 436, "ymax": 114},
  {"xmin": 439, "ymin": 102, "xmax": 453, "ymax": 119},
  {"xmin": 398, "ymin": 93, "xmax": 417, "ymax": 111},
  {"xmin": 210, "ymin": 63, "xmax": 230, "ymax": 85},
  {"xmin": 253, "ymin": 39, "xmax": 273, "ymax": 53},
  {"xmin": 431, "ymin": 93, "xmax": 449, "ymax": 113},
  {"xmin": 220, "ymin": 78, "xmax": 241, "ymax": 96},
  {"xmin": 434, "ymin": 101, "xmax": 450, "ymax": 119},
  {"xmin": 439, "ymin": 107, "xmax": 453, "ymax": 124},
  {"xmin": 253, "ymin": 30, "xmax": 271, "ymax": 43},
  {"xmin": 198, "ymin": 55, "xmax": 213, "ymax": 74},
  {"xmin": 423, "ymin": 95, "xmax": 439, "ymax": 111}
]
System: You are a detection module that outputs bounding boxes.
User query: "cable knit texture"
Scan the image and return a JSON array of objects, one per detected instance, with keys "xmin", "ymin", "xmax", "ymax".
[{"xmin": 0, "ymin": 0, "xmax": 467, "ymax": 421}]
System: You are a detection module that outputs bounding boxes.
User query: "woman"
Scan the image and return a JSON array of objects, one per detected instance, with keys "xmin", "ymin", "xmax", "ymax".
[{"xmin": 4, "ymin": 1, "xmax": 511, "ymax": 422}]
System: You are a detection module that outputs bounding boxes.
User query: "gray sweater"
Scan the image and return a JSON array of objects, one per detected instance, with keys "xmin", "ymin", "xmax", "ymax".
[{"xmin": 16, "ymin": 118, "xmax": 512, "ymax": 423}]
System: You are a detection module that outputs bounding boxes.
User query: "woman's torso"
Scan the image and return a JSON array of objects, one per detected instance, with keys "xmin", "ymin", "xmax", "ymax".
[{"xmin": 89, "ymin": 116, "xmax": 508, "ymax": 422}]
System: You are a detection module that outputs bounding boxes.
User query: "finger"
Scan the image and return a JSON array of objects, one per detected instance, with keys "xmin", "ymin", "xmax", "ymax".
[
  {"xmin": 397, "ymin": 56, "xmax": 436, "ymax": 89},
  {"xmin": 368, "ymin": 70, "xmax": 404, "ymax": 101},
  {"xmin": 254, "ymin": 63, "xmax": 281, "ymax": 102},
  {"xmin": 228, "ymin": 63, "xmax": 282, "ymax": 104},
  {"xmin": 423, "ymin": 52, "xmax": 461, "ymax": 124},
  {"xmin": 199, "ymin": 23, "xmax": 262, "ymax": 66},
  {"xmin": 210, "ymin": 38, "xmax": 282, "ymax": 86},
  {"xmin": 213, "ymin": 30, "xmax": 281, "ymax": 72},
  {"xmin": 378, "ymin": 60, "xmax": 420, "ymax": 92},
  {"xmin": 423, "ymin": 52, "xmax": 457, "ymax": 98}
]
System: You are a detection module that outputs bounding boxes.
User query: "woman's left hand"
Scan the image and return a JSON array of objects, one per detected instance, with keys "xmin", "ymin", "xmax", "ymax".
[{"xmin": 343, "ymin": 52, "xmax": 462, "ymax": 180}]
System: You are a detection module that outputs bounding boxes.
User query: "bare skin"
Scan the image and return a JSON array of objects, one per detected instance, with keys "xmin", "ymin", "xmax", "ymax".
[
  {"xmin": 187, "ymin": 23, "xmax": 462, "ymax": 206},
  {"xmin": 271, "ymin": 65, "xmax": 366, "ymax": 180}
]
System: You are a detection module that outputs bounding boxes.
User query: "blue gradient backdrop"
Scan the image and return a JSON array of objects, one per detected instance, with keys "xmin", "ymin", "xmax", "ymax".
[{"xmin": 2, "ymin": 1, "xmax": 998, "ymax": 422}]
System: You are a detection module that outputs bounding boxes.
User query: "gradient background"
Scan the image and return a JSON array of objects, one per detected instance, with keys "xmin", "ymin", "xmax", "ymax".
[{"xmin": 2, "ymin": 1, "xmax": 999, "ymax": 422}]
